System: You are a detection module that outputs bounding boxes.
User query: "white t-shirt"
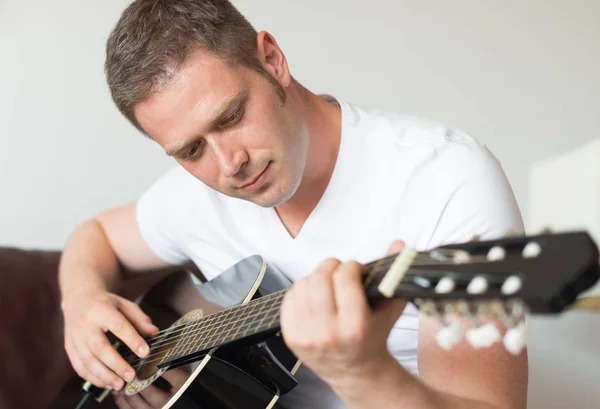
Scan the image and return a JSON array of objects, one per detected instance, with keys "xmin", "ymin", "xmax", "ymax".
[{"xmin": 136, "ymin": 99, "xmax": 524, "ymax": 408}]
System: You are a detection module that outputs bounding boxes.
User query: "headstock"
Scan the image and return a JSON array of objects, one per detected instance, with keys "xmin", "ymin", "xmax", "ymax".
[{"xmin": 369, "ymin": 230, "xmax": 600, "ymax": 354}]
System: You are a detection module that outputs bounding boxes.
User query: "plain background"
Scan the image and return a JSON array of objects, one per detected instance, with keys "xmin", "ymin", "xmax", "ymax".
[{"xmin": 1, "ymin": 0, "xmax": 598, "ymax": 407}]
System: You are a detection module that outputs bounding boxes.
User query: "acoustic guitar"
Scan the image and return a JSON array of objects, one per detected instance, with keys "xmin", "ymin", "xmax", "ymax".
[{"xmin": 74, "ymin": 230, "xmax": 600, "ymax": 409}]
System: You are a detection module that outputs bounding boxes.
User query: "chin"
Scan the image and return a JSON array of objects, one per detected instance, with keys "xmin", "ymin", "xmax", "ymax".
[{"xmin": 253, "ymin": 179, "xmax": 298, "ymax": 208}]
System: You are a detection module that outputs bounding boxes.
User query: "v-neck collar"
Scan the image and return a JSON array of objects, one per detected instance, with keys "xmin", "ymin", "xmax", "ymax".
[{"xmin": 264, "ymin": 98, "xmax": 354, "ymax": 246}]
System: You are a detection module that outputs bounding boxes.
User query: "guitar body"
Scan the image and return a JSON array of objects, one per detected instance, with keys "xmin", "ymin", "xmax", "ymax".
[{"xmin": 128, "ymin": 255, "xmax": 299, "ymax": 409}]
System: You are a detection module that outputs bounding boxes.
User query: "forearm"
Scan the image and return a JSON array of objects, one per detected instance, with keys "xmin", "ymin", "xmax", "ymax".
[
  {"xmin": 334, "ymin": 356, "xmax": 501, "ymax": 409},
  {"xmin": 59, "ymin": 219, "xmax": 124, "ymax": 301}
]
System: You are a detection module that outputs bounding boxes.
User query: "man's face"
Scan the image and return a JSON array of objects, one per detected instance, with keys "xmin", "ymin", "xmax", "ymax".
[{"xmin": 134, "ymin": 51, "xmax": 308, "ymax": 208}]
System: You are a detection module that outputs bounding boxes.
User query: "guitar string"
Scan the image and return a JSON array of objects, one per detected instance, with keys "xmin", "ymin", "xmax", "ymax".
[
  {"xmin": 126, "ymin": 278, "xmax": 437, "ymax": 371},
  {"xmin": 117, "ymin": 250, "xmax": 508, "ymax": 362},
  {"xmin": 129, "ymin": 293, "xmax": 287, "ymax": 370},
  {"xmin": 128, "ymin": 266, "xmax": 516, "ymax": 372},
  {"xmin": 122, "ymin": 253, "xmax": 510, "ymax": 367},
  {"xmin": 116, "ymin": 251, "xmax": 442, "ymax": 359},
  {"xmin": 118, "ymin": 247, "xmax": 501, "ymax": 352},
  {"xmin": 119, "ymin": 247, "xmax": 497, "ymax": 354}
]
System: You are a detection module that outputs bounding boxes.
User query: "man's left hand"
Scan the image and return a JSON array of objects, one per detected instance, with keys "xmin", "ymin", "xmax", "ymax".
[{"xmin": 280, "ymin": 240, "xmax": 407, "ymax": 393}]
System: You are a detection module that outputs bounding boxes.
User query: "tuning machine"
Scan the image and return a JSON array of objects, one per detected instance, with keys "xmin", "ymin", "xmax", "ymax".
[
  {"xmin": 522, "ymin": 241, "xmax": 542, "ymax": 259},
  {"xmin": 433, "ymin": 299, "xmax": 480, "ymax": 350},
  {"xmin": 468, "ymin": 299, "xmax": 528, "ymax": 354},
  {"xmin": 503, "ymin": 320, "xmax": 528, "ymax": 355},
  {"xmin": 433, "ymin": 300, "xmax": 465, "ymax": 350}
]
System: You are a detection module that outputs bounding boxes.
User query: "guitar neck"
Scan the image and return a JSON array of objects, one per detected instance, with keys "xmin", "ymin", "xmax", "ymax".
[
  {"xmin": 155, "ymin": 230, "xmax": 600, "ymax": 368},
  {"xmin": 153, "ymin": 254, "xmax": 402, "ymax": 369}
]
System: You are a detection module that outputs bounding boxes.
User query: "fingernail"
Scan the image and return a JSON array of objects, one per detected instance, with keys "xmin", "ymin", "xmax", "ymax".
[
  {"xmin": 114, "ymin": 379, "xmax": 123, "ymax": 390},
  {"xmin": 125, "ymin": 370, "xmax": 135, "ymax": 382},
  {"xmin": 138, "ymin": 345, "xmax": 148, "ymax": 356}
]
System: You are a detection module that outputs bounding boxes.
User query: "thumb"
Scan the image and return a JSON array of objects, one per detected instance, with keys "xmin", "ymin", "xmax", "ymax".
[
  {"xmin": 117, "ymin": 297, "xmax": 160, "ymax": 336},
  {"xmin": 387, "ymin": 240, "xmax": 405, "ymax": 256}
]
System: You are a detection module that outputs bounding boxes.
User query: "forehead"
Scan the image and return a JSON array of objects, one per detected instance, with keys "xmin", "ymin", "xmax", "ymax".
[{"xmin": 134, "ymin": 51, "xmax": 250, "ymax": 142}]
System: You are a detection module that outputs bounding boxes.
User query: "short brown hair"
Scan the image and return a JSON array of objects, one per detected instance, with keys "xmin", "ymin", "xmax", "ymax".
[{"xmin": 105, "ymin": 0, "xmax": 279, "ymax": 134}]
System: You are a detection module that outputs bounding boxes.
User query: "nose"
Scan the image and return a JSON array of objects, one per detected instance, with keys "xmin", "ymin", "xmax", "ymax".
[{"xmin": 209, "ymin": 137, "xmax": 248, "ymax": 178}]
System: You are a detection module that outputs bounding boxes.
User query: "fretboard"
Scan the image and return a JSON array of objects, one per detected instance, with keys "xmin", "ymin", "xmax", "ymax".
[{"xmin": 155, "ymin": 253, "xmax": 401, "ymax": 368}]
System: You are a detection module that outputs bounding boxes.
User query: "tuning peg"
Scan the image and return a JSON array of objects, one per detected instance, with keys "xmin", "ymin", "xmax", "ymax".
[
  {"xmin": 435, "ymin": 277, "xmax": 455, "ymax": 294},
  {"xmin": 453, "ymin": 250, "xmax": 471, "ymax": 264},
  {"xmin": 466, "ymin": 323, "xmax": 501, "ymax": 348},
  {"xmin": 540, "ymin": 226, "xmax": 552, "ymax": 234},
  {"xmin": 501, "ymin": 276, "xmax": 523, "ymax": 295},
  {"xmin": 467, "ymin": 276, "xmax": 488, "ymax": 294},
  {"xmin": 522, "ymin": 242, "xmax": 541, "ymax": 258},
  {"xmin": 506, "ymin": 300, "xmax": 526, "ymax": 319},
  {"xmin": 487, "ymin": 246, "xmax": 506, "ymax": 261},
  {"xmin": 503, "ymin": 321, "xmax": 528, "ymax": 355},
  {"xmin": 419, "ymin": 300, "xmax": 440, "ymax": 317},
  {"xmin": 470, "ymin": 235, "xmax": 481, "ymax": 242},
  {"xmin": 436, "ymin": 321, "xmax": 463, "ymax": 350},
  {"xmin": 453, "ymin": 299, "xmax": 473, "ymax": 317}
]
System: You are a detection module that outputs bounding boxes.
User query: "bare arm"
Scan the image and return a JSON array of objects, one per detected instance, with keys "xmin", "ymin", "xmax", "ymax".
[
  {"xmin": 337, "ymin": 314, "xmax": 528, "ymax": 409},
  {"xmin": 59, "ymin": 202, "xmax": 171, "ymax": 297},
  {"xmin": 59, "ymin": 202, "xmax": 177, "ymax": 391},
  {"xmin": 417, "ymin": 314, "xmax": 528, "ymax": 408}
]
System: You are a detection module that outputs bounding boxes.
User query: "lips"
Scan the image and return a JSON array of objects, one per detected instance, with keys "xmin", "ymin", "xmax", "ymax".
[{"xmin": 239, "ymin": 162, "xmax": 270, "ymax": 191}]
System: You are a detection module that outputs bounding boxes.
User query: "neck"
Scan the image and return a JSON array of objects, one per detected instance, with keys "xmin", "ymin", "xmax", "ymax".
[{"xmin": 273, "ymin": 89, "xmax": 342, "ymax": 233}]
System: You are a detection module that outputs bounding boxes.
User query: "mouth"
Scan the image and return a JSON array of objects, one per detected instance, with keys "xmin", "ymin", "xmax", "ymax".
[{"xmin": 239, "ymin": 162, "xmax": 271, "ymax": 192}]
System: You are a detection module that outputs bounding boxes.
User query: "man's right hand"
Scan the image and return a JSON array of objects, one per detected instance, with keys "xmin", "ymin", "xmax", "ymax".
[{"xmin": 61, "ymin": 289, "xmax": 160, "ymax": 391}]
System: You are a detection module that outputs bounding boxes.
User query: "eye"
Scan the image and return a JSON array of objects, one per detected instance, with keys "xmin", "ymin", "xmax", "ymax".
[
  {"xmin": 222, "ymin": 107, "xmax": 243, "ymax": 127},
  {"xmin": 183, "ymin": 141, "xmax": 202, "ymax": 160}
]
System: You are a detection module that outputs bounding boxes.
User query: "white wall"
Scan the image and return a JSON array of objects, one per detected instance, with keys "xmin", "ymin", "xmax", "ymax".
[
  {"xmin": 527, "ymin": 139, "xmax": 600, "ymax": 409},
  {"xmin": 1, "ymin": 0, "xmax": 599, "ymax": 407}
]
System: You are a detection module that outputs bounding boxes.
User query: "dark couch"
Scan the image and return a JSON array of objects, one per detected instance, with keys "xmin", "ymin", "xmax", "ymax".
[{"xmin": 0, "ymin": 247, "xmax": 201, "ymax": 409}]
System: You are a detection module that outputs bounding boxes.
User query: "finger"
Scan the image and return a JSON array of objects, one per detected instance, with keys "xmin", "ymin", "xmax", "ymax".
[
  {"xmin": 87, "ymin": 328, "xmax": 137, "ymax": 383},
  {"xmin": 307, "ymin": 259, "xmax": 339, "ymax": 327},
  {"xmin": 280, "ymin": 278, "xmax": 311, "ymax": 345},
  {"xmin": 100, "ymin": 308, "xmax": 151, "ymax": 359},
  {"xmin": 117, "ymin": 298, "xmax": 160, "ymax": 336},
  {"xmin": 68, "ymin": 340, "xmax": 109, "ymax": 389},
  {"xmin": 387, "ymin": 240, "xmax": 405, "ymax": 255},
  {"xmin": 75, "ymin": 334, "xmax": 124, "ymax": 390},
  {"xmin": 113, "ymin": 393, "xmax": 134, "ymax": 409},
  {"xmin": 139, "ymin": 383, "xmax": 172, "ymax": 408},
  {"xmin": 332, "ymin": 261, "xmax": 370, "ymax": 336},
  {"xmin": 161, "ymin": 367, "xmax": 191, "ymax": 389},
  {"xmin": 119, "ymin": 392, "xmax": 152, "ymax": 409}
]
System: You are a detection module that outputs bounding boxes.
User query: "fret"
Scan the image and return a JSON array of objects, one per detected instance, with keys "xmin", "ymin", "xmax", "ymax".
[
  {"xmin": 265, "ymin": 303, "xmax": 281, "ymax": 330},
  {"xmin": 201, "ymin": 307, "xmax": 233, "ymax": 351},
  {"xmin": 219, "ymin": 302, "xmax": 247, "ymax": 345},
  {"xmin": 181, "ymin": 318, "xmax": 205, "ymax": 358},
  {"xmin": 179, "ymin": 323, "xmax": 199, "ymax": 358},
  {"xmin": 164, "ymin": 291, "xmax": 289, "ymax": 365},
  {"xmin": 236, "ymin": 297, "xmax": 261, "ymax": 340},
  {"xmin": 227, "ymin": 302, "xmax": 252, "ymax": 343},
  {"xmin": 170, "ymin": 322, "xmax": 192, "ymax": 361},
  {"xmin": 246, "ymin": 295, "xmax": 272, "ymax": 338},
  {"xmin": 188, "ymin": 316, "xmax": 208, "ymax": 355}
]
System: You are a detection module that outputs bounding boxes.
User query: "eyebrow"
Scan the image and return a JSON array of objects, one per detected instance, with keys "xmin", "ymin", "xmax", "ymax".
[{"xmin": 165, "ymin": 88, "xmax": 249, "ymax": 157}]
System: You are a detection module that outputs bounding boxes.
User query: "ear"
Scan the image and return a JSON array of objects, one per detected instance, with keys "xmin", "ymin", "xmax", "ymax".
[{"xmin": 256, "ymin": 31, "xmax": 292, "ymax": 88}]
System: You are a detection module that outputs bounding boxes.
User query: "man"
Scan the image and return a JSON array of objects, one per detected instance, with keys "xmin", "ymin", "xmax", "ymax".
[{"xmin": 59, "ymin": 0, "xmax": 528, "ymax": 408}]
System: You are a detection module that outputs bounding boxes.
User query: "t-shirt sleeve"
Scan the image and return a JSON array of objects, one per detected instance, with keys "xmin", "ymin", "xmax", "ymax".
[
  {"xmin": 425, "ymin": 142, "xmax": 525, "ymax": 249},
  {"xmin": 136, "ymin": 166, "xmax": 192, "ymax": 265}
]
